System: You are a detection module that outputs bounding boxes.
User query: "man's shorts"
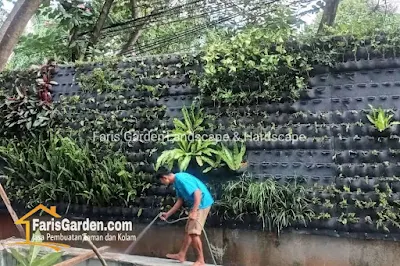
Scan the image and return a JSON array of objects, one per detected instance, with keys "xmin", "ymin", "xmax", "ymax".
[{"xmin": 185, "ymin": 207, "xmax": 211, "ymax": 235}]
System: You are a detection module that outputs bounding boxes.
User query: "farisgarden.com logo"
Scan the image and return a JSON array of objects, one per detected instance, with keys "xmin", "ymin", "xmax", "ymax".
[{"xmin": 6, "ymin": 204, "xmax": 136, "ymax": 251}]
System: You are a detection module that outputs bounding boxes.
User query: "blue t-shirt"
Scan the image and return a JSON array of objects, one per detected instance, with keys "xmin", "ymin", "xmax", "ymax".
[{"xmin": 174, "ymin": 172, "xmax": 214, "ymax": 209}]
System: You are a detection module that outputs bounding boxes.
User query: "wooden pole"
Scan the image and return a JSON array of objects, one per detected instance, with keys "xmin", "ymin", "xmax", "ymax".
[
  {"xmin": 83, "ymin": 233, "xmax": 108, "ymax": 266},
  {"xmin": 0, "ymin": 182, "xmax": 25, "ymax": 238},
  {"xmin": 54, "ymin": 246, "xmax": 109, "ymax": 266}
]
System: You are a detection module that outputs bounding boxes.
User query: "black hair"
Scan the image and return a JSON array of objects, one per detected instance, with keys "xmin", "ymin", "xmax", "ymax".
[{"xmin": 155, "ymin": 168, "xmax": 172, "ymax": 180}]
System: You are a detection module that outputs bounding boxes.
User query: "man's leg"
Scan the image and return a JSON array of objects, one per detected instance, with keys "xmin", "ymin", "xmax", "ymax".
[
  {"xmin": 166, "ymin": 218, "xmax": 192, "ymax": 262},
  {"xmin": 166, "ymin": 207, "xmax": 210, "ymax": 265},
  {"xmin": 166, "ymin": 233, "xmax": 191, "ymax": 262},
  {"xmin": 190, "ymin": 207, "xmax": 211, "ymax": 266},
  {"xmin": 191, "ymin": 234, "xmax": 205, "ymax": 266}
]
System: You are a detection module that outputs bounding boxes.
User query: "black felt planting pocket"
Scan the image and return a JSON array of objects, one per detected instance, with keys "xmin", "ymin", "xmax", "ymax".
[
  {"xmin": 352, "ymin": 178, "xmax": 375, "ymax": 192},
  {"xmin": 121, "ymin": 207, "xmax": 131, "ymax": 218},
  {"xmin": 391, "ymin": 181, "xmax": 400, "ymax": 193},
  {"xmin": 142, "ymin": 208, "xmax": 160, "ymax": 219}
]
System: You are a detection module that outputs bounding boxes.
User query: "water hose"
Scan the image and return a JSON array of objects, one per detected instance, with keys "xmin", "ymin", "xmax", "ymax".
[{"xmin": 124, "ymin": 213, "xmax": 218, "ymax": 266}]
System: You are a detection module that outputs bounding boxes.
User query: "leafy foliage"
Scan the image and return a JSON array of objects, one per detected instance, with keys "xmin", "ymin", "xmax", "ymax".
[
  {"xmin": 155, "ymin": 105, "xmax": 247, "ymax": 173},
  {"xmin": 310, "ymin": 0, "xmax": 400, "ymax": 37},
  {"xmin": 5, "ymin": 0, "xmax": 317, "ymax": 69},
  {"xmin": 155, "ymin": 106, "xmax": 218, "ymax": 172},
  {"xmin": 78, "ymin": 68, "xmax": 124, "ymax": 93},
  {"xmin": 7, "ymin": 19, "xmax": 68, "ymax": 70},
  {"xmin": 171, "ymin": 105, "xmax": 205, "ymax": 136},
  {"xmin": 375, "ymin": 184, "xmax": 400, "ymax": 232},
  {"xmin": 214, "ymin": 142, "xmax": 246, "ymax": 171},
  {"xmin": 155, "ymin": 139, "xmax": 219, "ymax": 172},
  {"xmin": 7, "ymin": 1, "xmax": 97, "ymax": 69},
  {"xmin": 0, "ymin": 132, "xmax": 140, "ymax": 207},
  {"xmin": 8, "ymin": 230, "xmax": 63, "ymax": 266},
  {"xmin": 198, "ymin": 25, "xmax": 312, "ymax": 105},
  {"xmin": 0, "ymin": 88, "xmax": 57, "ymax": 139},
  {"xmin": 367, "ymin": 104, "xmax": 400, "ymax": 132},
  {"xmin": 218, "ymin": 174, "xmax": 314, "ymax": 235}
]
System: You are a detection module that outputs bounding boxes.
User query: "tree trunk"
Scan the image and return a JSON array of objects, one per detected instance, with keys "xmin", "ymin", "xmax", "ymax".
[
  {"xmin": 86, "ymin": 0, "xmax": 115, "ymax": 54},
  {"xmin": 0, "ymin": 0, "xmax": 41, "ymax": 71},
  {"xmin": 0, "ymin": 0, "xmax": 24, "ymax": 41},
  {"xmin": 119, "ymin": 0, "xmax": 145, "ymax": 55},
  {"xmin": 68, "ymin": 26, "xmax": 80, "ymax": 61},
  {"xmin": 317, "ymin": 0, "xmax": 341, "ymax": 33},
  {"xmin": 119, "ymin": 29, "xmax": 144, "ymax": 55}
]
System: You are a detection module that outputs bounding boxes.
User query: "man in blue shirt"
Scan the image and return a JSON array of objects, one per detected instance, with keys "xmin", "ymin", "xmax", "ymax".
[{"xmin": 157, "ymin": 171, "xmax": 214, "ymax": 266}]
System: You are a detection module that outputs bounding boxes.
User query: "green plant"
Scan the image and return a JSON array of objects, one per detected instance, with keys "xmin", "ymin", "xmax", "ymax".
[
  {"xmin": 1, "ymin": 132, "xmax": 141, "ymax": 207},
  {"xmin": 374, "ymin": 184, "xmax": 400, "ymax": 232},
  {"xmin": 339, "ymin": 199, "xmax": 348, "ymax": 208},
  {"xmin": 218, "ymin": 174, "xmax": 314, "ymax": 235},
  {"xmin": 367, "ymin": 104, "xmax": 400, "ymax": 132},
  {"xmin": 322, "ymin": 199, "xmax": 334, "ymax": 209},
  {"xmin": 316, "ymin": 212, "xmax": 331, "ymax": 219},
  {"xmin": 78, "ymin": 68, "xmax": 124, "ymax": 93},
  {"xmin": 155, "ymin": 139, "xmax": 219, "ymax": 172},
  {"xmin": 68, "ymin": 95, "xmax": 80, "ymax": 104},
  {"xmin": 155, "ymin": 104, "xmax": 245, "ymax": 173},
  {"xmin": 170, "ymin": 105, "xmax": 205, "ymax": 137},
  {"xmin": 198, "ymin": 25, "xmax": 312, "ymax": 106},
  {"xmin": 359, "ymin": 199, "xmax": 376, "ymax": 209},
  {"xmin": 338, "ymin": 212, "xmax": 359, "ymax": 224},
  {"xmin": 0, "ymin": 87, "xmax": 56, "ymax": 139},
  {"xmin": 8, "ymin": 230, "xmax": 63, "ymax": 266},
  {"xmin": 343, "ymin": 185, "xmax": 351, "ymax": 192},
  {"xmin": 214, "ymin": 142, "xmax": 246, "ymax": 172},
  {"xmin": 311, "ymin": 197, "xmax": 321, "ymax": 204}
]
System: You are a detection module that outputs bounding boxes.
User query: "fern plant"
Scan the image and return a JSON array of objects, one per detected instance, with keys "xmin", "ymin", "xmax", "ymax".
[
  {"xmin": 367, "ymin": 104, "xmax": 400, "ymax": 132},
  {"xmin": 215, "ymin": 142, "xmax": 246, "ymax": 171},
  {"xmin": 156, "ymin": 104, "xmax": 219, "ymax": 172},
  {"xmin": 170, "ymin": 105, "xmax": 205, "ymax": 138},
  {"xmin": 8, "ymin": 230, "xmax": 63, "ymax": 266},
  {"xmin": 156, "ymin": 104, "xmax": 247, "ymax": 173},
  {"xmin": 155, "ymin": 139, "xmax": 218, "ymax": 172}
]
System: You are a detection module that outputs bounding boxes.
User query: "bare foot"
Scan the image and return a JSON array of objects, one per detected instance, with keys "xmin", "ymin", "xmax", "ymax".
[
  {"xmin": 192, "ymin": 261, "xmax": 206, "ymax": 266},
  {"xmin": 166, "ymin": 253, "xmax": 185, "ymax": 263}
]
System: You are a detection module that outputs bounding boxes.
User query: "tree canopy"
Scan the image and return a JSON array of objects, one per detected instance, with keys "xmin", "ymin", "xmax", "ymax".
[{"xmin": 1, "ymin": 0, "xmax": 400, "ymax": 70}]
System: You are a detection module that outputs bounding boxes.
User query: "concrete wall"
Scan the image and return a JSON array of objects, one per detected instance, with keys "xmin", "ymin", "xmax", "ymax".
[{"xmin": 1, "ymin": 214, "xmax": 400, "ymax": 266}]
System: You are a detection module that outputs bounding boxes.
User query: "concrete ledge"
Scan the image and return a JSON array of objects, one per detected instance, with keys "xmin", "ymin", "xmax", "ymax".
[{"xmin": 0, "ymin": 238, "xmax": 220, "ymax": 266}]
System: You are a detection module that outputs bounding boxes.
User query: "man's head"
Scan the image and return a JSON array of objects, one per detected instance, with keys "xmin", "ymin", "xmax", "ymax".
[{"xmin": 156, "ymin": 170, "xmax": 175, "ymax": 185}]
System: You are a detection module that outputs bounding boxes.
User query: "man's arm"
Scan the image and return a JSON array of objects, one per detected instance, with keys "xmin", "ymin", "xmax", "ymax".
[
  {"xmin": 161, "ymin": 198, "xmax": 183, "ymax": 220},
  {"xmin": 192, "ymin": 189, "xmax": 201, "ymax": 211},
  {"xmin": 189, "ymin": 189, "xmax": 202, "ymax": 220}
]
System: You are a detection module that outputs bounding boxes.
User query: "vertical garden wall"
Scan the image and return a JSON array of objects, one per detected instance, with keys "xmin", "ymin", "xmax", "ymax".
[{"xmin": 2, "ymin": 32, "xmax": 400, "ymax": 242}]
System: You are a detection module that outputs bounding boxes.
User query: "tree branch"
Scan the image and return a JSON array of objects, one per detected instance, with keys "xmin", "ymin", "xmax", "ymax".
[
  {"xmin": 83, "ymin": 233, "xmax": 108, "ymax": 266},
  {"xmin": 86, "ymin": 0, "xmax": 115, "ymax": 55},
  {"xmin": 119, "ymin": 0, "xmax": 149, "ymax": 55}
]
